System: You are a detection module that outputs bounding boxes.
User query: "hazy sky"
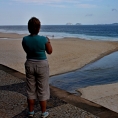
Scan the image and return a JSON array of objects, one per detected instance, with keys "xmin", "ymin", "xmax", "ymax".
[{"xmin": 0, "ymin": 0, "xmax": 118, "ymax": 25}]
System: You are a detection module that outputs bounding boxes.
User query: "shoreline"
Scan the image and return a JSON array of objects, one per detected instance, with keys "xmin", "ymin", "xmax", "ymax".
[
  {"xmin": 48, "ymin": 39, "xmax": 118, "ymax": 76},
  {"xmin": 0, "ymin": 32, "xmax": 26, "ymax": 39},
  {"xmin": 50, "ymin": 48, "xmax": 118, "ymax": 77}
]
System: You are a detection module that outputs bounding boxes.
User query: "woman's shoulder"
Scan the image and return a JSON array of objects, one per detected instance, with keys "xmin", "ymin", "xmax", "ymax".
[
  {"xmin": 23, "ymin": 35, "xmax": 30, "ymax": 39},
  {"xmin": 37, "ymin": 35, "xmax": 48, "ymax": 43},
  {"xmin": 37, "ymin": 35, "xmax": 47, "ymax": 40},
  {"xmin": 37, "ymin": 35, "xmax": 46, "ymax": 39}
]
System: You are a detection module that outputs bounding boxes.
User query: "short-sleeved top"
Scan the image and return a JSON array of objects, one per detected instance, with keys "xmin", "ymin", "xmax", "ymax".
[{"xmin": 22, "ymin": 35, "xmax": 48, "ymax": 60}]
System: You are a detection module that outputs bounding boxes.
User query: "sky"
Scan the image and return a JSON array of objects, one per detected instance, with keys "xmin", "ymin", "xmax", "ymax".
[{"xmin": 0, "ymin": 0, "xmax": 118, "ymax": 25}]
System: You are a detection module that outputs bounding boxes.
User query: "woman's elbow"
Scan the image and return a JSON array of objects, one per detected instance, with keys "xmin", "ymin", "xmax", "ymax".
[
  {"xmin": 45, "ymin": 43, "xmax": 53, "ymax": 54},
  {"xmin": 47, "ymin": 50, "xmax": 52, "ymax": 54}
]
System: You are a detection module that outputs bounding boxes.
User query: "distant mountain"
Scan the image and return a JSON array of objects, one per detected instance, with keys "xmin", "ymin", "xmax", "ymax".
[
  {"xmin": 66, "ymin": 23, "xmax": 73, "ymax": 25},
  {"xmin": 96, "ymin": 23, "xmax": 118, "ymax": 25},
  {"xmin": 75, "ymin": 23, "xmax": 81, "ymax": 25},
  {"xmin": 112, "ymin": 23, "xmax": 118, "ymax": 25}
]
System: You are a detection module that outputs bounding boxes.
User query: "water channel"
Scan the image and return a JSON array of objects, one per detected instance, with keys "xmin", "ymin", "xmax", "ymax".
[{"xmin": 49, "ymin": 51, "xmax": 118, "ymax": 94}]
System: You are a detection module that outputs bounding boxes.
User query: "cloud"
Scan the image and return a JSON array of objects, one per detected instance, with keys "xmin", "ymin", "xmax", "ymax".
[
  {"xmin": 12, "ymin": 0, "xmax": 97, "ymax": 8},
  {"xmin": 11, "ymin": 0, "xmax": 81, "ymax": 8},
  {"xmin": 77, "ymin": 4, "xmax": 96, "ymax": 8},
  {"xmin": 12, "ymin": 0, "xmax": 96, "ymax": 5},
  {"xmin": 112, "ymin": 9, "xmax": 117, "ymax": 12},
  {"xmin": 12, "ymin": 0, "xmax": 79, "ymax": 4},
  {"xmin": 85, "ymin": 14, "xmax": 93, "ymax": 17}
]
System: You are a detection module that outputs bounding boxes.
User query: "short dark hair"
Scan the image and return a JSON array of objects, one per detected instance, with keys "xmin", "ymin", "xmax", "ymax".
[{"xmin": 28, "ymin": 17, "xmax": 41, "ymax": 35}]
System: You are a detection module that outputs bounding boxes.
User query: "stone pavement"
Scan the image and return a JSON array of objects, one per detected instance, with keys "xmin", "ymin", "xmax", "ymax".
[{"xmin": 0, "ymin": 64, "xmax": 118, "ymax": 118}]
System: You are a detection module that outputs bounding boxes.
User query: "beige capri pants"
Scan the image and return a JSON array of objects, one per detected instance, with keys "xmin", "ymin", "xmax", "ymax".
[{"xmin": 25, "ymin": 59, "xmax": 50, "ymax": 101}]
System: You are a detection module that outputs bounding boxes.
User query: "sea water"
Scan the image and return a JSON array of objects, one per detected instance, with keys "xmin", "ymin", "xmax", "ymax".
[{"xmin": 0, "ymin": 25, "xmax": 118, "ymax": 41}]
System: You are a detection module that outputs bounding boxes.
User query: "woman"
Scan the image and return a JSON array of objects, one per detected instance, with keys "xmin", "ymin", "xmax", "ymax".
[{"xmin": 22, "ymin": 17, "xmax": 52, "ymax": 118}]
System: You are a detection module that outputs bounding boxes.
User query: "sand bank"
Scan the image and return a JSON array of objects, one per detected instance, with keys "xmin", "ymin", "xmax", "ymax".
[
  {"xmin": 1, "ymin": 32, "xmax": 118, "ymax": 113},
  {"xmin": 0, "ymin": 32, "xmax": 25, "ymax": 39},
  {"xmin": 77, "ymin": 83, "xmax": 118, "ymax": 113}
]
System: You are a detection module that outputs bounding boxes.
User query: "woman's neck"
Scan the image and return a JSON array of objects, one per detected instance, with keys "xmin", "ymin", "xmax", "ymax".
[{"xmin": 30, "ymin": 34, "xmax": 37, "ymax": 36}]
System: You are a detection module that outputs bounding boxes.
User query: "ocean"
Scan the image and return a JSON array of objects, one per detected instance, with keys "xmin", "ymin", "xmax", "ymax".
[{"xmin": 0, "ymin": 25, "xmax": 118, "ymax": 41}]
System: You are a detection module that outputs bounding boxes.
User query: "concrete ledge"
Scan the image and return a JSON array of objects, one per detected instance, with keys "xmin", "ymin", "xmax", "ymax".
[
  {"xmin": 50, "ymin": 86, "xmax": 118, "ymax": 118},
  {"xmin": 1, "ymin": 64, "xmax": 118, "ymax": 118},
  {"xmin": 0, "ymin": 64, "xmax": 26, "ymax": 81}
]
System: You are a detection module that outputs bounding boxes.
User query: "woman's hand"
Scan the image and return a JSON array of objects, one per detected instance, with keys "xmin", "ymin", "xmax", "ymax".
[
  {"xmin": 45, "ymin": 37, "xmax": 53, "ymax": 54},
  {"xmin": 46, "ymin": 37, "xmax": 50, "ymax": 43}
]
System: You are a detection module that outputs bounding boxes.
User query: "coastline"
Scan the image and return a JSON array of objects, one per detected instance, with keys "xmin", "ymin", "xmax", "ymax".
[
  {"xmin": 1, "ymin": 32, "xmax": 118, "ymax": 113},
  {"xmin": 48, "ymin": 38, "xmax": 118, "ymax": 76},
  {"xmin": 0, "ymin": 32, "xmax": 26, "ymax": 39}
]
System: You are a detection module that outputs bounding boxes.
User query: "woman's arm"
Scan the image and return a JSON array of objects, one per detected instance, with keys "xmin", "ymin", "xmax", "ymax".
[{"xmin": 45, "ymin": 37, "xmax": 53, "ymax": 54}]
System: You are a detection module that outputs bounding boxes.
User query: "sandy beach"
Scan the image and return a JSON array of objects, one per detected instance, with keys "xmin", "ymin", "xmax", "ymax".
[{"xmin": 1, "ymin": 32, "xmax": 118, "ymax": 113}]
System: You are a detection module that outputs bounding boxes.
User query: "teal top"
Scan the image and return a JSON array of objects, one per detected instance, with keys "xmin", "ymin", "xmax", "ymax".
[{"xmin": 22, "ymin": 35, "xmax": 48, "ymax": 60}]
